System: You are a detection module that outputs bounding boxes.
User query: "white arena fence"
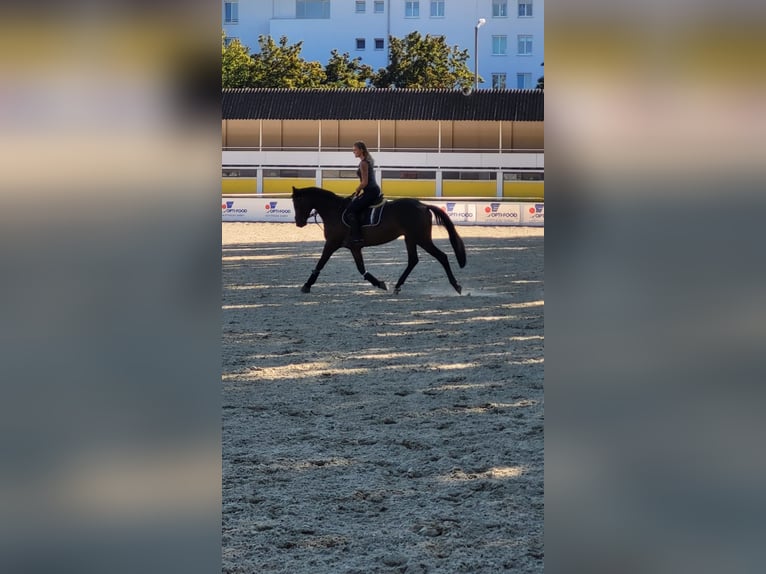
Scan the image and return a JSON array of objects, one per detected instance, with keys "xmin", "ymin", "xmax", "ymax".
[{"xmin": 222, "ymin": 196, "xmax": 544, "ymax": 227}]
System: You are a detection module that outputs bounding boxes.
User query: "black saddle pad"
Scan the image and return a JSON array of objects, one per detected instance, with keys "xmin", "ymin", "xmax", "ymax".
[{"xmin": 342, "ymin": 200, "xmax": 387, "ymax": 227}]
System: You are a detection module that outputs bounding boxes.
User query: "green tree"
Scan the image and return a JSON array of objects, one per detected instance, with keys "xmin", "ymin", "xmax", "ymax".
[
  {"xmin": 322, "ymin": 49, "xmax": 374, "ymax": 88},
  {"xmin": 536, "ymin": 62, "xmax": 544, "ymax": 90},
  {"xmin": 222, "ymin": 31, "xmax": 254, "ymax": 88},
  {"xmin": 250, "ymin": 35, "xmax": 325, "ymax": 88},
  {"xmin": 372, "ymin": 32, "xmax": 474, "ymax": 89}
]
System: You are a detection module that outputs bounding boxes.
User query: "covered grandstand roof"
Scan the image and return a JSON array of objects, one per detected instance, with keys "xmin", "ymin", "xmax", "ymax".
[{"xmin": 222, "ymin": 88, "xmax": 543, "ymax": 122}]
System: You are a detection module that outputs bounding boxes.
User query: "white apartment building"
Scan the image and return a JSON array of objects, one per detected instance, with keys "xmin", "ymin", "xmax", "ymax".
[{"xmin": 222, "ymin": 0, "xmax": 543, "ymax": 89}]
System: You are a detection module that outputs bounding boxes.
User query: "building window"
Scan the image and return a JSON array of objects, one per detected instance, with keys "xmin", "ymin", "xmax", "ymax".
[
  {"xmin": 492, "ymin": 73, "xmax": 507, "ymax": 89},
  {"xmin": 355, "ymin": 1, "xmax": 366, "ymax": 13},
  {"xmin": 492, "ymin": 0, "xmax": 508, "ymax": 17},
  {"xmin": 517, "ymin": 35, "xmax": 533, "ymax": 55},
  {"xmin": 405, "ymin": 1, "xmax": 420, "ymax": 17},
  {"xmin": 518, "ymin": 0, "xmax": 533, "ymax": 17},
  {"xmin": 356, "ymin": 38, "xmax": 366, "ymax": 50},
  {"xmin": 504, "ymin": 171, "xmax": 543, "ymax": 180},
  {"xmin": 296, "ymin": 0, "xmax": 330, "ymax": 19},
  {"xmin": 382, "ymin": 171, "xmax": 436, "ymax": 180},
  {"xmin": 222, "ymin": 168, "xmax": 258, "ymax": 177},
  {"xmin": 375, "ymin": 38, "xmax": 385, "ymax": 50},
  {"xmin": 223, "ymin": 36, "xmax": 239, "ymax": 48},
  {"xmin": 322, "ymin": 169, "xmax": 359, "ymax": 179},
  {"xmin": 374, "ymin": 0, "xmax": 385, "ymax": 13},
  {"xmin": 224, "ymin": 1, "xmax": 238, "ymax": 24},
  {"xmin": 443, "ymin": 171, "xmax": 497, "ymax": 181},
  {"xmin": 264, "ymin": 169, "xmax": 316, "ymax": 178},
  {"xmin": 430, "ymin": 0, "xmax": 444, "ymax": 17},
  {"xmin": 516, "ymin": 73, "xmax": 532, "ymax": 88},
  {"xmin": 492, "ymin": 35, "xmax": 508, "ymax": 55}
]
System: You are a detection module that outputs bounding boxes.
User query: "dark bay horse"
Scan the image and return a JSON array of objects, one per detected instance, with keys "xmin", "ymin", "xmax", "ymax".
[{"xmin": 291, "ymin": 186, "xmax": 466, "ymax": 294}]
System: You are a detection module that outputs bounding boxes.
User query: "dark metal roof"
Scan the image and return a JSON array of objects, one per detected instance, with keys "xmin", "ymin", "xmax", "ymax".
[{"xmin": 222, "ymin": 88, "xmax": 543, "ymax": 121}]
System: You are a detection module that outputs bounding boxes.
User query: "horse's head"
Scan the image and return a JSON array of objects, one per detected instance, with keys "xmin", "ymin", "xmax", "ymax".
[{"xmin": 291, "ymin": 186, "xmax": 312, "ymax": 228}]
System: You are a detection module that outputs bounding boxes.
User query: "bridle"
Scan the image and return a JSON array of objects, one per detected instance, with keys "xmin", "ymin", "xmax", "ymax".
[
  {"xmin": 306, "ymin": 209, "xmax": 321, "ymax": 230},
  {"xmin": 294, "ymin": 193, "xmax": 322, "ymax": 230},
  {"xmin": 299, "ymin": 206, "xmax": 321, "ymax": 230}
]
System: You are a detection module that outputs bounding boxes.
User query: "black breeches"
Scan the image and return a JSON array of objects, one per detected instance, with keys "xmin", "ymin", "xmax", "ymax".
[{"xmin": 349, "ymin": 189, "xmax": 380, "ymax": 216}]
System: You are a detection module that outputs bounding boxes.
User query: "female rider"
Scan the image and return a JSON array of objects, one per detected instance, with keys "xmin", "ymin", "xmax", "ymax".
[{"xmin": 347, "ymin": 141, "xmax": 382, "ymax": 244}]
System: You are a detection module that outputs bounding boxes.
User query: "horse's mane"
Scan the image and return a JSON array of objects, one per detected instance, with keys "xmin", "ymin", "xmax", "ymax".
[{"xmin": 293, "ymin": 186, "xmax": 351, "ymax": 206}]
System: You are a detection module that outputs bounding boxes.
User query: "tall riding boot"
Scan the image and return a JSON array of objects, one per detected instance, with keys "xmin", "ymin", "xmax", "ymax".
[{"xmin": 349, "ymin": 212, "xmax": 364, "ymax": 244}]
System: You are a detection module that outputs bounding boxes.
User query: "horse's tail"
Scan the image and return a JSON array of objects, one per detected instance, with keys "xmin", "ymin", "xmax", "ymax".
[{"xmin": 427, "ymin": 205, "xmax": 467, "ymax": 268}]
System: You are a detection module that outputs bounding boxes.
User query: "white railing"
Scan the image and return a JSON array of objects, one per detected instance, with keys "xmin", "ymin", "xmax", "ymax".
[
  {"xmin": 222, "ymin": 149, "xmax": 544, "ymax": 170},
  {"xmin": 222, "ymin": 146, "xmax": 543, "ymax": 153}
]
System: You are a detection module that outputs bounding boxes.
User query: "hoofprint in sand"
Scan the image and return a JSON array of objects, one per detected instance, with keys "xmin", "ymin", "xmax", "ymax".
[{"xmin": 223, "ymin": 222, "xmax": 544, "ymax": 573}]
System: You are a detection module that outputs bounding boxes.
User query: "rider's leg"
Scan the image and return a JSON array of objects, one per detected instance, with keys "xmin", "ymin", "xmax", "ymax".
[
  {"xmin": 349, "ymin": 209, "xmax": 363, "ymax": 243},
  {"xmin": 348, "ymin": 190, "xmax": 379, "ymax": 244}
]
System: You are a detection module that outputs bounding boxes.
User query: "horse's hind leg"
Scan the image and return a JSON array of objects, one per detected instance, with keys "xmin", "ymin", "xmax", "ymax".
[
  {"xmin": 393, "ymin": 236, "xmax": 419, "ymax": 295},
  {"xmin": 419, "ymin": 240, "xmax": 462, "ymax": 294},
  {"xmin": 350, "ymin": 247, "xmax": 387, "ymax": 291}
]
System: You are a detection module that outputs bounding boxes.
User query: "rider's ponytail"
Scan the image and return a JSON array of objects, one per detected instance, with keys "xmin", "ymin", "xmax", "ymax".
[{"xmin": 354, "ymin": 140, "xmax": 375, "ymax": 167}]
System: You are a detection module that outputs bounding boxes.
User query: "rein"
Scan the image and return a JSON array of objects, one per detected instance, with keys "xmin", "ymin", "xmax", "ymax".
[{"xmin": 309, "ymin": 209, "xmax": 322, "ymax": 230}]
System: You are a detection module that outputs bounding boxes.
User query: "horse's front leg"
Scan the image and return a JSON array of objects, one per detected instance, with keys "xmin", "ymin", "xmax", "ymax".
[
  {"xmin": 301, "ymin": 241, "xmax": 340, "ymax": 293},
  {"xmin": 350, "ymin": 247, "xmax": 387, "ymax": 291}
]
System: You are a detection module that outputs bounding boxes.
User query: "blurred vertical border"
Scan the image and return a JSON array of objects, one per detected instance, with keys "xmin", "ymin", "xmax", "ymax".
[
  {"xmin": 0, "ymin": 2, "xmax": 222, "ymax": 573},
  {"xmin": 546, "ymin": 1, "xmax": 766, "ymax": 573}
]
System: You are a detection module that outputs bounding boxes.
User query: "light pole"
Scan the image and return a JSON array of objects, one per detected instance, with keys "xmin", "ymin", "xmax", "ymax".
[{"xmin": 474, "ymin": 18, "xmax": 486, "ymax": 90}]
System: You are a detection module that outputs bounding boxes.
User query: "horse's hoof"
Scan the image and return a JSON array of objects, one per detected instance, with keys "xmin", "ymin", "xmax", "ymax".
[
  {"xmin": 379, "ymin": 281, "xmax": 387, "ymax": 291},
  {"xmin": 300, "ymin": 285, "xmax": 311, "ymax": 293},
  {"xmin": 455, "ymin": 285, "xmax": 462, "ymax": 295}
]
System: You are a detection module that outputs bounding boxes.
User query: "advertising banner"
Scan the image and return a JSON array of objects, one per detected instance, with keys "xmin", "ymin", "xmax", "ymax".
[
  {"xmin": 223, "ymin": 197, "xmax": 542, "ymax": 227},
  {"xmin": 260, "ymin": 199, "xmax": 294, "ymax": 222},
  {"xmin": 521, "ymin": 202, "xmax": 545, "ymax": 226},
  {"xmin": 476, "ymin": 201, "xmax": 522, "ymax": 225},
  {"xmin": 221, "ymin": 198, "xmax": 296, "ymax": 222},
  {"xmin": 221, "ymin": 198, "xmax": 257, "ymax": 221},
  {"xmin": 426, "ymin": 201, "xmax": 478, "ymax": 225}
]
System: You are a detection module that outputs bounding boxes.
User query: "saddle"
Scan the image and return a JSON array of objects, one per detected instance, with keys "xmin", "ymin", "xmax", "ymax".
[{"xmin": 342, "ymin": 197, "xmax": 387, "ymax": 228}]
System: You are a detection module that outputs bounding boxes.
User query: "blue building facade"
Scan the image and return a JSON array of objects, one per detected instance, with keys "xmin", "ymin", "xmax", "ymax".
[{"xmin": 222, "ymin": 0, "xmax": 543, "ymax": 89}]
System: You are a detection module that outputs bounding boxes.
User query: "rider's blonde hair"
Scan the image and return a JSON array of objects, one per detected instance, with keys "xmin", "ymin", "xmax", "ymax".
[{"xmin": 354, "ymin": 141, "xmax": 375, "ymax": 165}]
